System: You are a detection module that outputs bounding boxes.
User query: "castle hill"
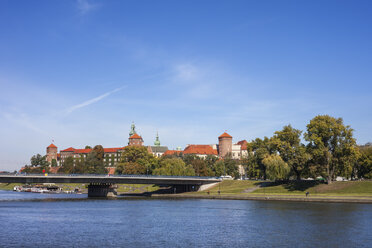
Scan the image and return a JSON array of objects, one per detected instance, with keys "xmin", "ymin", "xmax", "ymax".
[
  {"xmin": 1, "ymin": 1, "xmax": 372, "ymax": 247},
  {"xmin": 1, "ymin": 115, "xmax": 371, "ymax": 202}
]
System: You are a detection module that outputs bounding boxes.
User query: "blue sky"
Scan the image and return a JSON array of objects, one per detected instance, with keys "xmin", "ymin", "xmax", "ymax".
[{"xmin": 0, "ymin": 0, "xmax": 371, "ymax": 170}]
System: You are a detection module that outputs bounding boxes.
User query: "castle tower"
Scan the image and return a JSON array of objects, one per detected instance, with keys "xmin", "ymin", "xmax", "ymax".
[
  {"xmin": 128, "ymin": 133, "xmax": 144, "ymax": 146},
  {"xmin": 218, "ymin": 132, "xmax": 232, "ymax": 158},
  {"xmin": 46, "ymin": 143, "xmax": 58, "ymax": 165}
]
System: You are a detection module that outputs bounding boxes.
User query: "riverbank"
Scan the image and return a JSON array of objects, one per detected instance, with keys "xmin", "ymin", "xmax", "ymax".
[
  {"xmin": 1, "ymin": 180, "xmax": 372, "ymax": 203},
  {"xmin": 0, "ymin": 183, "xmax": 159, "ymax": 194},
  {"xmin": 171, "ymin": 180, "xmax": 372, "ymax": 203},
  {"xmin": 150, "ymin": 193, "xmax": 372, "ymax": 203}
]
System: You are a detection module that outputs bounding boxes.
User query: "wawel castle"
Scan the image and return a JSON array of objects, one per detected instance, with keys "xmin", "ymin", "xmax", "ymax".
[{"xmin": 46, "ymin": 123, "xmax": 248, "ymax": 167}]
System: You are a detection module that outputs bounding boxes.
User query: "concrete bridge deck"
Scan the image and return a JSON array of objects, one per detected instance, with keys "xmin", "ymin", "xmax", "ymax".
[{"xmin": 0, "ymin": 174, "xmax": 222, "ymax": 186}]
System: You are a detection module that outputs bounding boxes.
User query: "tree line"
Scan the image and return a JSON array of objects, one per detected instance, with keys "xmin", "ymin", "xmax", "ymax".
[{"xmin": 243, "ymin": 115, "xmax": 371, "ymax": 183}]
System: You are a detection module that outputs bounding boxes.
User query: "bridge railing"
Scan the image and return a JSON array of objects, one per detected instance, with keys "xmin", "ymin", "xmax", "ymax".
[{"xmin": 10, "ymin": 173, "xmax": 221, "ymax": 180}]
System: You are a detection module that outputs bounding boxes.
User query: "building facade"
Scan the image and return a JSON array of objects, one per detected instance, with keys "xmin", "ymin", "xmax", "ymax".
[{"xmin": 46, "ymin": 124, "xmax": 248, "ymax": 168}]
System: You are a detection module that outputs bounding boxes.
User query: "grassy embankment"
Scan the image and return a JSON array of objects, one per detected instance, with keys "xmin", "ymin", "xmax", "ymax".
[{"xmin": 190, "ymin": 180, "xmax": 372, "ymax": 198}]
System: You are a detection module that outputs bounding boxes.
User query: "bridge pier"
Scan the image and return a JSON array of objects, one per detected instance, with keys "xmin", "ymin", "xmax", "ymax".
[{"xmin": 88, "ymin": 183, "xmax": 117, "ymax": 198}]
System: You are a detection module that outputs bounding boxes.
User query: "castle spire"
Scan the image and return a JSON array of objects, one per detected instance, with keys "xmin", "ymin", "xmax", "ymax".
[
  {"xmin": 154, "ymin": 132, "xmax": 161, "ymax": 146},
  {"xmin": 129, "ymin": 122, "xmax": 136, "ymax": 137}
]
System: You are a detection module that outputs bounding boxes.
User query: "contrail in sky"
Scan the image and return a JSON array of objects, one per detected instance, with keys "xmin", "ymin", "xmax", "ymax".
[{"xmin": 66, "ymin": 86, "xmax": 125, "ymax": 114}]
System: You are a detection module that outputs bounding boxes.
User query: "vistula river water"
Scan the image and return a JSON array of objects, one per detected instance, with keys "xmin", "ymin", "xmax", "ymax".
[{"xmin": 0, "ymin": 190, "xmax": 372, "ymax": 247}]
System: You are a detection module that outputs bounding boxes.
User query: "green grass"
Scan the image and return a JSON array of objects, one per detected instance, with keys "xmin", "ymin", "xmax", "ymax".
[
  {"xmin": 0, "ymin": 183, "xmax": 19, "ymax": 190},
  {"xmin": 3, "ymin": 181, "xmax": 371, "ymax": 197},
  {"xmin": 249, "ymin": 181, "xmax": 372, "ymax": 196},
  {"xmin": 193, "ymin": 180, "xmax": 372, "ymax": 197},
  {"xmin": 116, "ymin": 184, "xmax": 159, "ymax": 193},
  {"xmin": 194, "ymin": 180, "xmax": 258, "ymax": 194}
]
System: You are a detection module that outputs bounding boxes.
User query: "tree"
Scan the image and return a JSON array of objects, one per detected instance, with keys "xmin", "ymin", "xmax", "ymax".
[
  {"xmin": 120, "ymin": 162, "xmax": 146, "ymax": 174},
  {"xmin": 116, "ymin": 146, "xmax": 158, "ymax": 175},
  {"xmin": 247, "ymin": 137, "xmax": 276, "ymax": 179},
  {"xmin": 223, "ymin": 157, "xmax": 240, "ymax": 179},
  {"xmin": 30, "ymin": 154, "xmax": 49, "ymax": 167},
  {"xmin": 58, "ymin": 157, "xmax": 74, "ymax": 174},
  {"xmin": 85, "ymin": 145, "xmax": 107, "ymax": 174},
  {"xmin": 304, "ymin": 115, "xmax": 358, "ymax": 184},
  {"xmin": 153, "ymin": 158, "xmax": 195, "ymax": 176},
  {"xmin": 205, "ymin": 155, "xmax": 218, "ymax": 170},
  {"xmin": 85, "ymin": 145, "xmax": 92, "ymax": 149},
  {"xmin": 273, "ymin": 125, "xmax": 311, "ymax": 180},
  {"xmin": 189, "ymin": 159, "xmax": 211, "ymax": 176},
  {"xmin": 51, "ymin": 159, "xmax": 58, "ymax": 167},
  {"xmin": 355, "ymin": 145, "xmax": 372, "ymax": 179},
  {"xmin": 211, "ymin": 160, "xmax": 225, "ymax": 177},
  {"xmin": 263, "ymin": 154, "xmax": 290, "ymax": 181}
]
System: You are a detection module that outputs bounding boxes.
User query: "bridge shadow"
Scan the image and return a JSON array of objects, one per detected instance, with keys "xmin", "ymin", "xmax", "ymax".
[
  {"xmin": 118, "ymin": 187, "xmax": 175, "ymax": 197},
  {"xmin": 255, "ymin": 180, "xmax": 321, "ymax": 192}
]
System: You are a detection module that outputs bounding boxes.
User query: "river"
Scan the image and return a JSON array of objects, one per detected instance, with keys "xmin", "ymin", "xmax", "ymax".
[{"xmin": 0, "ymin": 190, "xmax": 371, "ymax": 247}]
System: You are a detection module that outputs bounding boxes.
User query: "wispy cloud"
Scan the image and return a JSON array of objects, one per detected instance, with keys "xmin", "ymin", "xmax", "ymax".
[
  {"xmin": 66, "ymin": 86, "xmax": 125, "ymax": 114},
  {"xmin": 1, "ymin": 112, "xmax": 48, "ymax": 135},
  {"xmin": 77, "ymin": 0, "xmax": 99, "ymax": 15}
]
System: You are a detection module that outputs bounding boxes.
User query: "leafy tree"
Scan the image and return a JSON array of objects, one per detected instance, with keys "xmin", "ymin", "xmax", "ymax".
[
  {"xmin": 74, "ymin": 159, "xmax": 88, "ymax": 174},
  {"xmin": 355, "ymin": 145, "xmax": 372, "ymax": 179},
  {"xmin": 211, "ymin": 160, "xmax": 225, "ymax": 177},
  {"xmin": 22, "ymin": 166, "xmax": 50, "ymax": 174},
  {"xmin": 51, "ymin": 159, "xmax": 58, "ymax": 167},
  {"xmin": 120, "ymin": 162, "xmax": 146, "ymax": 174},
  {"xmin": 242, "ymin": 143, "xmax": 261, "ymax": 179},
  {"xmin": 246, "ymin": 137, "xmax": 276, "ymax": 179},
  {"xmin": 182, "ymin": 154, "xmax": 199, "ymax": 166},
  {"xmin": 85, "ymin": 145, "xmax": 92, "ymax": 149},
  {"xmin": 263, "ymin": 154, "xmax": 290, "ymax": 180},
  {"xmin": 273, "ymin": 125, "xmax": 311, "ymax": 180},
  {"xmin": 223, "ymin": 157, "xmax": 240, "ymax": 179},
  {"xmin": 304, "ymin": 115, "xmax": 358, "ymax": 184},
  {"xmin": 189, "ymin": 159, "xmax": 211, "ymax": 176},
  {"xmin": 205, "ymin": 155, "xmax": 218, "ymax": 170},
  {"xmin": 153, "ymin": 158, "xmax": 195, "ymax": 176},
  {"xmin": 58, "ymin": 157, "xmax": 74, "ymax": 174},
  {"xmin": 85, "ymin": 145, "xmax": 107, "ymax": 174},
  {"xmin": 116, "ymin": 146, "xmax": 158, "ymax": 175},
  {"xmin": 30, "ymin": 154, "xmax": 49, "ymax": 167}
]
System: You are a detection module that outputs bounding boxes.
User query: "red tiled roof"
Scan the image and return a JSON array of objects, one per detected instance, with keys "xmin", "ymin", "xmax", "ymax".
[
  {"xmin": 129, "ymin": 133, "xmax": 142, "ymax": 139},
  {"xmin": 103, "ymin": 147, "xmax": 123, "ymax": 153},
  {"xmin": 219, "ymin": 132, "xmax": 232, "ymax": 139},
  {"xmin": 74, "ymin": 149, "xmax": 92, "ymax": 154},
  {"xmin": 236, "ymin": 140, "xmax": 248, "ymax": 150},
  {"xmin": 163, "ymin": 150, "xmax": 181, "ymax": 156},
  {"xmin": 183, "ymin": 145, "xmax": 218, "ymax": 155},
  {"xmin": 61, "ymin": 147, "xmax": 75, "ymax": 152},
  {"xmin": 48, "ymin": 143, "xmax": 57, "ymax": 148}
]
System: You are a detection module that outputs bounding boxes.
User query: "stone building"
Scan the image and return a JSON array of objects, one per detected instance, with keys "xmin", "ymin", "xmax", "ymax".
[
  {"xmin": 51, "ymin": 123, "xmax": 168, "ymax": 167},
  {"xmin": 45, "ymin": 124, "xmax": 248, "ymax": 170},
  {"xmin": 46, "ymin": 143, "xmax": 58, "ymax": 164},
  {"xmin": 178, "ymin": 132, "xmax": 248, "ymax": 159},
  {"xmin": 148, "ymin": 132, "xmax": 168, "ymax": 157}
]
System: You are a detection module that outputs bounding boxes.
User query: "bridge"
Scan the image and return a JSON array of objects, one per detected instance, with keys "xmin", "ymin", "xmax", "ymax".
[{"xmin": 0, "ymin": 174, "xmax": 222, "ymax": 197}]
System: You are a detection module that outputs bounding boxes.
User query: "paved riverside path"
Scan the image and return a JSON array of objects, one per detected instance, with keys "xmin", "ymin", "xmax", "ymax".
[{"xmin": 0, "ymin": 174, "xmax": 221, "ymax": 186}]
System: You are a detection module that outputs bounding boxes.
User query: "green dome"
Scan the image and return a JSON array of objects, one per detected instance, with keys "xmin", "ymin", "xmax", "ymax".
[
  {"xmin": 129, "ymin": 122, "xmax": 136, "ymax": 137},
  {"xmin": 154, "ymin": 132, "xmax": 161, "ymax": 146}
]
